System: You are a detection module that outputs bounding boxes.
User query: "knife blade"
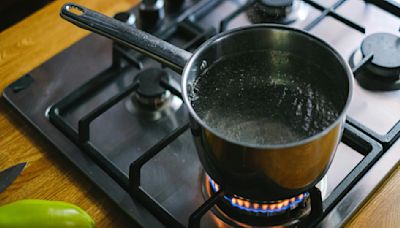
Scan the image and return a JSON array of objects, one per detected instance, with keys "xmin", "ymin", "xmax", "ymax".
[{"xmin": 0, "ymin": 162, "xmax": 26, "ymax": 193}]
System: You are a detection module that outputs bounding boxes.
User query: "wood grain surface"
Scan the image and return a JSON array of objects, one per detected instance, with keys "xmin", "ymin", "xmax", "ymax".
[
  {"xmin": 0, "ymin": 0, "xmax": 138, "ymax": 227},
  {"xmin": 0, "ymin": 0, "xmax": 399, "ymax": 227}
]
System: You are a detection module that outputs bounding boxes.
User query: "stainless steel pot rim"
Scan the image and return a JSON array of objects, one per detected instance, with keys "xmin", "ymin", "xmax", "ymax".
[{"xmin": 182, "ymin": 24, "xmax": 354, "ymax": 149}]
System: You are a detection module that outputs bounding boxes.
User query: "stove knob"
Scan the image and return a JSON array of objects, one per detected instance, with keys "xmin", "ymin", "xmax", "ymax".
[
  {"xmin": 139, "ymin": 0, "xmax": 165, "ymax": 31},
  {"xmin": 114, "ymin": 11, "xmax": 136, "ymax": 26},
  {"xmin": 166, "ymin": 0, "xmax": 185, "ymax": 11}
]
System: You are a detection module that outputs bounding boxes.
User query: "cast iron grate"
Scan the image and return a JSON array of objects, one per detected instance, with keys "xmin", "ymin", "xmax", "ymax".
[
  {"xmin": 44, "ymin": 1, "xmax": 391, "ymax": 227},
  {"xmin": 48, "ymin": 68, "xmax": 383, "ymax": 227},
  {"xmin": 365, "ymin": 0, "xmax": 400, "ymax": 17},
  {"xmin": 0, "ymin": 0, "xmax": 386, "ymax": 227}
]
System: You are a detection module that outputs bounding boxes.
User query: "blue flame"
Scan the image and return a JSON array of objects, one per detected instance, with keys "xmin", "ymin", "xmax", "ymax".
[{"xmin": 209, "ymin": 178, "xmax": 309, "ymax": 214}]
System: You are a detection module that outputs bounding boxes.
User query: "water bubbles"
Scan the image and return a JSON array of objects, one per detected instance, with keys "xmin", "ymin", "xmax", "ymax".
[
  {"xmin": 296, "ymin": 103, "xmax": 302, "ymax": 116},
  {"xmin": 190, "ymin": 50, "xmax": 340, "ymax": 145}
]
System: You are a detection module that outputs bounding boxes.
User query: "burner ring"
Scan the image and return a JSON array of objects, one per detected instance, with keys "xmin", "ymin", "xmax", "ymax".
[
  {"xmin": 350, "ymin": 45, "xmax": 400, "ymax": 91},
  {"xmin": 246, "ymin": 0, "xmax": 308, "ymax": 24},
  {"xmin": 209, "ymin": 177, "xmax": 309, "ymax": 216},
  {"xmin": 257, "ymin": 0, "xmax": 294, "ymax": 18},
  {"xmin": 204, "ymin": 175, "xmax": 312, "ymax": 227},
  {"xmin": 132, "ymin": 68, "xmax": 172, "ymax": 109},
  {"xmin": 126, "ymin": 67, "xmax": 183, "ymax": 120},
  {"xmin": 361, "ymin": 33, "xmax": 400, "ymax": 79}
]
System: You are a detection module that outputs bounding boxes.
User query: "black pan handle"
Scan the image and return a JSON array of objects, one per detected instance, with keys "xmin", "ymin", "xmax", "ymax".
[{"xmin": 60, "ymin": 3, "xmax": 192, "ymax": 73}]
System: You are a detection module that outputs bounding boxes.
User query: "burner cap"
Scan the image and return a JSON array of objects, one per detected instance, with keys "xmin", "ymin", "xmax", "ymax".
[
  {"xmin": 361, "ymin": 33, "xmax": 400, "ymax": 79},
  {"xmin": 126, "ymin": 68, "xmax": 182, "ymax": 119},
  {"xmin": 260, "ymin": 0, "xmax": 294, "ymax": 7},
  {"xmin": 139, "ymin": 0, "xmax": 165, "ymax": 31},
  {"xmin": 134, "ymin": 68, "xmax": 169, "ymax": 98},
  {"xmin": 132, "ymin": 68, "xmax": 171, "ymax": 109},
  {"xmin": 246, "ymin": 0, "xmax": 306, "ymax": 24}
]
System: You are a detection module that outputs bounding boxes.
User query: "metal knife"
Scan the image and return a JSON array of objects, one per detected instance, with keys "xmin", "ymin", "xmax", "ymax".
[{"xmin": 0, "ymin": 162, "xmax": 26, "ymax": 193}]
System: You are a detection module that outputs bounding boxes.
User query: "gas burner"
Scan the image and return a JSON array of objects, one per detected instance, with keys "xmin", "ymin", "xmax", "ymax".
[
  {"xmin": 361, "ymin": 33, "xmax": 400, "ymax": 78},
  {"xmin": 133, "ymin": 68, "xmax": 171, "ymax": 109},
  {"xmin": 204, "ymin": 176, "xmax": 313, "ymax": 227},
  {"xmin": 139, "ymin": 0, "xmax": 165, "ymax": 31},
  {"xmin": 246, "ymin": 0, "xmax": 308, "ymax": 24},
  {"xmin": 350, "ymin": 33, "xmax": 400, "ymax": 91},
  {"xmin": 126, "ymin": 68, "xmax": 182, "ymax": 120}
]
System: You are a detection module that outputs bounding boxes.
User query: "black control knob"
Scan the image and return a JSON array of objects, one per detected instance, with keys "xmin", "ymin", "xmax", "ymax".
[
  {"xmin": 139, "ymin": 0, "xmax": 165, "ymax": 31},
  {"xmin": 114, "ymin": 11, "xmax": 136, "ymax": 26}
]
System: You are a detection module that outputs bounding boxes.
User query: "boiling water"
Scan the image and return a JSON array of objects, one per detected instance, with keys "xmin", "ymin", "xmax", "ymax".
[{"xmin": 190, "ymin": 50, "xmax": 341, "ymax": 145}]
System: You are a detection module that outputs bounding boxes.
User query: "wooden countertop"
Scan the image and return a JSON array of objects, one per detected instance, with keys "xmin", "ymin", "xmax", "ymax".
[{"xmin": 0, "ymin": 0, "xmax": 398, "ymax": 227}]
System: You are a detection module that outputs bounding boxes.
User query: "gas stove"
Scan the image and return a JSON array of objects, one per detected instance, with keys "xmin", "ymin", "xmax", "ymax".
[{"xmin": 3, "ymin": 0, "xmax": 400, "ymax": 227}]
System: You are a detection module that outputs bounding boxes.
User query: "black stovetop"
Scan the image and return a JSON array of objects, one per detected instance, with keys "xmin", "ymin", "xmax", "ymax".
[{"xmin": 3, "ymin": 0, "xmax": 400, "ymax": 227}]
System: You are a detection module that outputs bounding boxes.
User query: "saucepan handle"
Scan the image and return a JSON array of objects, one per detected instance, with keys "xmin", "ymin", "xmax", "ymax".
[{"xmin": 60, "ymin": 3, "xmax": 192, "ymax": 73}]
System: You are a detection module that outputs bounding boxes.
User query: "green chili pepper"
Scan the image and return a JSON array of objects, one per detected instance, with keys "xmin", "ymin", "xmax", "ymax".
[{"xmin": 0, "ymin": 199, "xmax": 95, "ymax": 228}]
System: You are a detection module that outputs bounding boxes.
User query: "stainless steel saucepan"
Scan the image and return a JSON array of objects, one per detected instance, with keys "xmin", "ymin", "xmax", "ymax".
[{"xmin": 61, "ymin": 3, "xmax": 353, "ymax": 201}]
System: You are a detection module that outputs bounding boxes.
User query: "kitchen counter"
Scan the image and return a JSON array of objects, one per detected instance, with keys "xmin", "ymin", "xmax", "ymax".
[{"xmin": 0, "ymin": 0, "xmax": 398, "ymax": 227}]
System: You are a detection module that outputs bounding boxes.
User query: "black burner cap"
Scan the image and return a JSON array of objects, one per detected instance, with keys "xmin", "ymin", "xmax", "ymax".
[
  {"xmin": 260, "ymin": 0, "xmax": 294, "ymax": 7},
  {"xmin": 361, "ymin": 33, "xmax": 400, "ymax": 78},
  {"xmin": 134, "ymin": 68, "xmax": 169, "ymax": 98},
  {"xmin": 139, "ymin": 0, "xmax": 165, "ymax": 31},
  {"xmin": 246, "ymin": 0, "xmax": 301, "ymax": 24}
]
